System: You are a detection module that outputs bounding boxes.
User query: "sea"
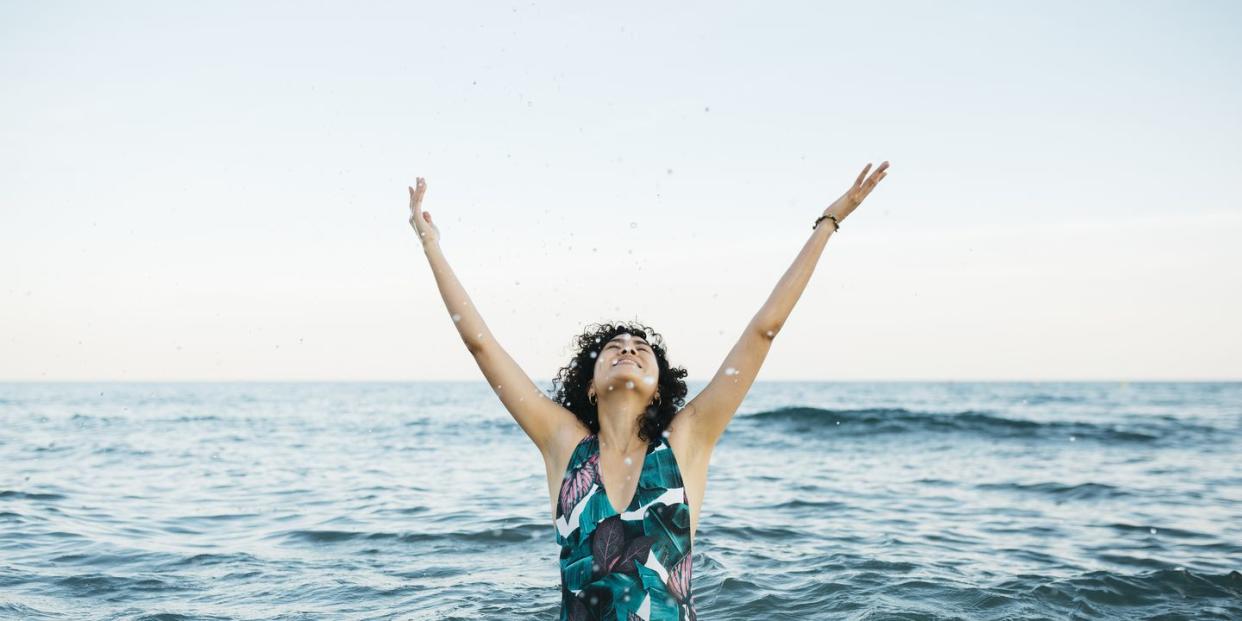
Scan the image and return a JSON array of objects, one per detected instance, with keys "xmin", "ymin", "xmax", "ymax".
[{"xmin": 1, "ymin": 381, "xmax": 1239, "ymax": 620}]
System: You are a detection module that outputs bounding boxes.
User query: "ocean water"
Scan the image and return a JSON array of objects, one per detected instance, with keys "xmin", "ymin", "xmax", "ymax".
[{"xmin": 1, "ymin": 381, "xmax": 1239, "ymax": 620}]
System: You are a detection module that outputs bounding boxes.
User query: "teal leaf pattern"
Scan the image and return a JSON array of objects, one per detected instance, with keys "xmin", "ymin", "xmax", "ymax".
[{"xmin": 556, "ymin": 433, "xmax": 696, "ymax": 620}]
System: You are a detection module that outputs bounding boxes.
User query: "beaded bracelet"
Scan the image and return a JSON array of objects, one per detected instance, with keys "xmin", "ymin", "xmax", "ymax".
[{"xmin": 813, "ymin": 213, "xmax": 841, "ymax": 231}]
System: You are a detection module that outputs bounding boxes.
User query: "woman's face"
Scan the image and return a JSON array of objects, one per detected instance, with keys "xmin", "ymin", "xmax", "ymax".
[{"xmin": 592, "ymin": 332, "xmax": 659, "ymax": 398}]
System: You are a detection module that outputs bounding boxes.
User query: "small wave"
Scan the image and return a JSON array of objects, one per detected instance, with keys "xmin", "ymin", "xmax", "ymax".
[
  {"xmin": 1011, "ymin": 568, "xmax": 1242, "ymax": 612},
  {"xmin": 168, "ymin": 415, "xmax": 223, "ymax": 423},
  {"xmin": 272, "ymin": 522, "xmax": 545, "ymax": 546},
  {"xmin": 1022, "ymin": 393, "xmax": 1084, "ymax": 405},
  {"xmin": 0, "ymin": 490, "xmax": 66, "ymax": 502},
  {"xmin": 1104, "ymin": 522, "xmax": 1217, "ymax": 540},
  {"xmin": 0, "ymin": 602, "xmax": 56, "ymax": 619},
  {"xmin": 55, "ymin": 572, "xmax": 188, "ymax": 596},
  {"xmin": 975, "ymin": 481, "xmax": 1131, "ymax": 501},
  {"xmin": 173, "ymin": 552, "xmax": 260, "ymax": 567},
  {"xmin": 742, "ymin": 406, "xmax": 1212, "ymax": 444}
]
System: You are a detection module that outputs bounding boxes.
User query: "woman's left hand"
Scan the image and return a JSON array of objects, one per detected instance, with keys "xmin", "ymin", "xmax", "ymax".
[{"xmin": 824, "ymin": 161, "xmax": 889, "ymax": 223}]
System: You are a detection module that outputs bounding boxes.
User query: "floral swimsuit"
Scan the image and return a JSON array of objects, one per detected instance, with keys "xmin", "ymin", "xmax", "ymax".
[{"xmin": 554, "ymin": 433, "xmax": 697, "ymax": 620}]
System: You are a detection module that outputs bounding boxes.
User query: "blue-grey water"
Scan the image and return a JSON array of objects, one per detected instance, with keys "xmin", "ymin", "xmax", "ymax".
[{"xmin": 1, "ymin": 381, "xmax": 1240, "ymax": 620}]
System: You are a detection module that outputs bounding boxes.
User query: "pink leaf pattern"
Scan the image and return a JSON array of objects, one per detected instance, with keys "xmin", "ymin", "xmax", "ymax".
[
  {"xmin": 591, "ymin": 515, "xmax": 626, "ymax": 575},
  {"xmin": 559, "ymin": 450, "xmax": 599, "ymax": 514},
  {"xmin": 665, "ymin": 551, "xmax": 692, "ymax": 605}
]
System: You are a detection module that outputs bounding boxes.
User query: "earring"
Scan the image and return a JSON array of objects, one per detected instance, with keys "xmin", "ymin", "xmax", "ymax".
[{"xmin": 588, "ymin": 392, "xmax": 597, "ymax": 405}]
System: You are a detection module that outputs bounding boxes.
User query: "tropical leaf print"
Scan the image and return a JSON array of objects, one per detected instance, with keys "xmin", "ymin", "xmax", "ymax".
[
  {"xmin": 617, "ymin": 535, "xmax": 656, "ymax": 577},
  {"xmin": 665, "ymin": 550, "xmax": 692, "ymax": 605},
  {"xmin": 567, "ymin": 595, "xmax": 588, "ymax": 621},
  {"xmin": 592, "ymin": 515, "xmax": 626, "ymax": 575},
  {"xmin": 558, "ymin": 435, "xmax": 696, "ymax": 620},
  {"xmin": 560, "ymin": 449, "xmax": 598, "ymax": 515}
]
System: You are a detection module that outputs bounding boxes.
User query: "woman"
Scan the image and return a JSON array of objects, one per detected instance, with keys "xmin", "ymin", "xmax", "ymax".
[{"xmin": 407, "ymin": 161, "xmax": 889, "ymax": 620}]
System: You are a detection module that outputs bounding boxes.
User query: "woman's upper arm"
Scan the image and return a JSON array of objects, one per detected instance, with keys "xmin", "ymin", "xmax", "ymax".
[
  {"xmin": 679, "ymin": 321, "xmax": 775, "ymax": 447},
  {"xmin": 471, "ymin": 341, "xmax": 580, "ymax": 456}
]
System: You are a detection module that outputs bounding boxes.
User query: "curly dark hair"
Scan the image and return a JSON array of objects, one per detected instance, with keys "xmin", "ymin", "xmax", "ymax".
[{"xmin": 549, "ymin": 321, "xmax": 689, "ymax": 446}]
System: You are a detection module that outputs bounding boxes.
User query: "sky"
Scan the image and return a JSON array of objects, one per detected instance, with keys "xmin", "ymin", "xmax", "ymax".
[{"xmin": 2, "ymin": 0, "xmax": 1240, "ymax": 382}]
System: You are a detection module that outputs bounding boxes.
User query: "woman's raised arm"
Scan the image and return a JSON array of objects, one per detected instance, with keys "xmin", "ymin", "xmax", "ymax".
[
  {"xmin": 408, "ymin": 178, "xmax": 578, "ymax": 457},
  {"xmin": 678, "ymin": 162, "xmax": 891, "ymax": 447}
]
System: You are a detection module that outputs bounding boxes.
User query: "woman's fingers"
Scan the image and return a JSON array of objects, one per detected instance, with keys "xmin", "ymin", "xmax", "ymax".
[
  {"xmin": 408, "ymin": 177, "xmax": 433, "ymax": 239},
  {"xmin": 860, "ymin": 165, "xmax": 889, "ymax": 200},
  {"xmin": 854, "ymin": 163, "xmax": 872, "ymax": 189}
]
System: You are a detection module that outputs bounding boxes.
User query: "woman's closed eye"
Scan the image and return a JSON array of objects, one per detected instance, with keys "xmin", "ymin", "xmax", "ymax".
[{"xmin": 606, "ymin": 343, "xmax": 650, "ymax": 353}]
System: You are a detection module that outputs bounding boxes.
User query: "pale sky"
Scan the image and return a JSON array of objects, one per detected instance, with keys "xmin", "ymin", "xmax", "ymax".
[{"xmin": 3, "ymin": 1, "xmax": 1240, "ymax": 382}]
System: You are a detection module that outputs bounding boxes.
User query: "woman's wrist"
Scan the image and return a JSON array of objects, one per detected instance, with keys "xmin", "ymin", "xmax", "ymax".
[{"xmin": 812, "ymin": 212, "xmax": 841, "ymax": 232}]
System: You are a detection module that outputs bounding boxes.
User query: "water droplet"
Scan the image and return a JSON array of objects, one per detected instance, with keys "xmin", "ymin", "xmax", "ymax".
[
  {"xmin": 595, "ymin": 337, "xmax": 601, "ymax": 343},
  {"xmin": 589, "ymin": 351, "xmax": 598, "ymax": 359},
  {"xmin": 607, "ymin": 385, "xmax": 613, "ymax": 391},
  {"xmin": 593, "ymin": 562, "xmax": 600, "ymax": 571},
  {"xmin": 765, "ymin": 330, "xmax": 774, "ymax": 337},
  {"xmin": 589, "ymin": 596, "xmax": 598, "ymax": 605},
  {"xmin": 624, "ymin": 456, "xmax": 632, "ymax": 465},
  {"xmin": 642, "ymin": 375, "xmax": 655, "ymax": 385},
  {"xmin": 662, "ymin": 430, "xmax": 670, "ymax": 438},
  {"xmin": 623, "ymin": 594, "xmax": 630, "ymax": 602},
  {"xmin": 451, "ymin": 313, "xmax": 461, "ymax": 322},
  {"xmin": 1069, "ymin": 435, "xmax": 1076, "ymax": 442},
  {"xmin": 836, "ymin": 421, "xmax": 841, "ymax": 425},
  {"xmin": 724, "ymin": 367, "xmax": 737, "ymax": 376},
  {"xmin": 625, "ymin": 380, "xmax": 634, "ymax": 389},
  {"xmin": 629, "ymin": 221, "xmax": 638, "ymax": 228},
  {"xmin": 496, "ymin": 384, "xmax": 502, "ymax": 389},
  {"xmin": 1149, "ymin": 527, "xmax": 1157, "ymax": 534},
  {"xmin": 476, "ymin": 333, "xmax": 483, "ymax": 339}
]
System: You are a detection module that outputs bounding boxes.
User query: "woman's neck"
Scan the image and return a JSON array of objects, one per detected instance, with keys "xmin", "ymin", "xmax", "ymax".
[{"xmin": 596, "ymin": 413, "xmax": 645, "ymax": 455}]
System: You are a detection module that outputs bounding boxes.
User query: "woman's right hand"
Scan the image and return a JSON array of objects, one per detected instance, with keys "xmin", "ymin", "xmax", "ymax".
[{"xmin": 408, "ymin": 176, "xmax": 440, "ymax": 246}]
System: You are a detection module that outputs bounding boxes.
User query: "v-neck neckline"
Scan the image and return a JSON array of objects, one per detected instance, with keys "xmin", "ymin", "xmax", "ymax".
[{"xmin": 591, "ymin": 433, "xmax": 658, "ymax": 515}]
